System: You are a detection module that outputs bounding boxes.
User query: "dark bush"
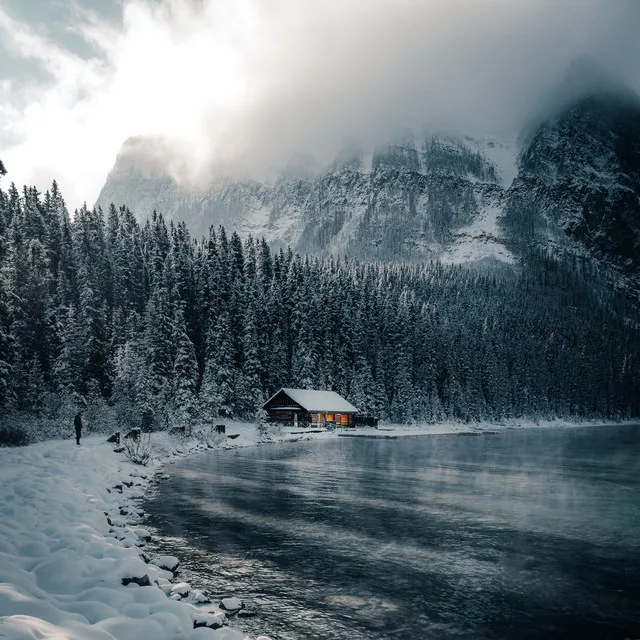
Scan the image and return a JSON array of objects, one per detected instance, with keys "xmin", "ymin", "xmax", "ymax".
[{"xmin": 0, "ymin": 423, "xmax": 32, "ymax": 447}]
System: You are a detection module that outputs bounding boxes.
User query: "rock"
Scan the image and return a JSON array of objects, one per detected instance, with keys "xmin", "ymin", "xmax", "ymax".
[
  {"xmin": 169, "ymin": 593, "xmax": 182, "ymax": 601},
  {"xmin": 236, "ymin": 609, "xmax": 256, "ymax": 618},
  {"xmin": 256, "ymin": 637, "xmax": 275, "ymax": 640},
  {"xmin": 150, "ymin": 555, "xmax": 180, "ymax": 572},
  {"xmin": 219, "ymin": 597, "xmax": 243, "ymax": 612},
  {"xmin": 124, "ymin": 428, "xmax": 141, "ymax": 440},
  {"xmin": 140, "ymin": 551, "xmax": 152, "ymax": 564},
  {"xmin": 133, "ymin": 528, "xmax": 151, "ymax": 541},
  {"xmin": 192, "ymin": 611, "xmax": 224, "ymax": 629},
  {"xmin": 157, "ymin": 569, "xmax": 175, "ymax": 581},
  {"xmin": 169, "ymin": 426, "xmax": 186, "ymax": 435},
  {"xmin": 192, "ymin": 590, "xmax": 211, "ymax": 604},
  {"xmin": 171, "ymin": 582, "xmax": 191, "ymax": 598},
  {"xmin": 121, "ymin": 574, "xmax": 151, "ymax": 587},
  {"xmin": 155, "ymin": 578, "xmax": 172, "ymax": 596},
  {"xmin": 107, "ymin": 431, "xmax": 120, "ymax": 444}
]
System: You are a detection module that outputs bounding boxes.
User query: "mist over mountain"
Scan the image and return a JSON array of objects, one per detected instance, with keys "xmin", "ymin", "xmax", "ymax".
[
  {"xmin": 505, "ymin": 57, "xmax": 640, "ymax": 288},
  {"xmin": 97, "ymin": 58, "xmax": 640, "ymax": 292}
]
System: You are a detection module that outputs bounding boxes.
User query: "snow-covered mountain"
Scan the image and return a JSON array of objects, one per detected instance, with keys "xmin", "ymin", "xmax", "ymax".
[
  {"xmin": 97, "ymin": 133, "xmax": 517, "ymax": 264},
  {"xmin": 97, "ymin": 58, "xmax": 640, "ymax": 280},
  {"xmin": 503, "ymin": 58, "xmax": 640, "ymax": 283}
]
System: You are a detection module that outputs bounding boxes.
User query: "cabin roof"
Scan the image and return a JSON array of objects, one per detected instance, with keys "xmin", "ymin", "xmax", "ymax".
[{"xmin": 263, "ymin": 388, "xmax": 358, "ymax": 413}]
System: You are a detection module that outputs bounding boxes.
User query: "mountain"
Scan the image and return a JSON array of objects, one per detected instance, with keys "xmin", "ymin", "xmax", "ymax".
[
  {"xmin": 97, "ymin": 133, "xmax": 517, "ymax": 264},
  {"xmin": 97, "ymin": 58, "xmax": 640, "ymax": 284},
  {"xmin": 504, "ymin": 57, "xmax": 640, "ymax": 285}
]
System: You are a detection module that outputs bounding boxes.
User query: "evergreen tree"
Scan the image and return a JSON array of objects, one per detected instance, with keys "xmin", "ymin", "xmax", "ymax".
[
  {"xmin": 200, "ymin": 311, "xmax": 235, "ymax": 419},
  {"xmin": 170, "ymin": 305, "xmax": 199, "ymax": 432},
  {"xmin": 0, "ymin": 177, "xmax": 639, "ymax": 435}
]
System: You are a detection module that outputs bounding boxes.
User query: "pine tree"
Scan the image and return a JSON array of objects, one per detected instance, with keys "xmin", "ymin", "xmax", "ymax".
[
  {"xmin": 142, "ymin": 268, "xmax": 174, "ymax": 422},
  {"xmin": 54, "ymin": 303, "xmax": 84, "ymax": 395},
  {"xmin": 235, "ymin": 297, "xmax": 263, "ymax": 417},
  {"xmin": 170, "ymin": 305, "xmax": 199, "ymax": 432},
  {"xmin": 199, "ymin": 311, "xmax": 235, "ymax": 419},
  {"xmin": 1, "ymin": 176, "xmax": 640, "ymax": 430}
]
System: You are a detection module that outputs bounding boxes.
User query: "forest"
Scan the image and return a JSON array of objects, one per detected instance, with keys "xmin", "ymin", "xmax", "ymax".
[{"xmin": 0, "ymin": 179, "xmax": 639, "ymax": 442}]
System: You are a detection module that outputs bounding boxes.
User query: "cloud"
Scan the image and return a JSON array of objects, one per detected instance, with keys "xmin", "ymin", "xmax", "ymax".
[{"xmin": 2, "ymin": 0, "xmax": 640, "ymax": 208}]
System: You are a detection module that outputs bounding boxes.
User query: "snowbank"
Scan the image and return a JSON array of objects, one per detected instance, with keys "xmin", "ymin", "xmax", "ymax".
[
  {"xmin": 337, "ymin": 417, "xmax": 627, "ymax": 438},
  {"xmin": 0, "ymin": 428, "xmax": 282, "ymax": 640}
]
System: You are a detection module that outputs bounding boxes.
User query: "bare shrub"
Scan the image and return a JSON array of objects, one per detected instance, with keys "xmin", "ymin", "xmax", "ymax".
[{"xmin": 123, "ymin": 431, "xmax": 151, "ymax": 465}]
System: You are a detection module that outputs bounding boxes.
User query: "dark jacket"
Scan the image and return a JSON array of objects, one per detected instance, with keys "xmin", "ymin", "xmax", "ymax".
[{"xmin": 74, "ymin": 413, "xmax": 82, "ymax": 433}]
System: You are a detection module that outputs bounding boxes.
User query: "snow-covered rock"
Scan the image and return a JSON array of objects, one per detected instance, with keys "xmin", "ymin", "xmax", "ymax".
[
  {"xmin": 219, "ymin": 597, "xmax": 244, "ymax": 612},
  {"xmin": 171, "ymin": 581, "xmax": 191, "ymax": 598},
  {"xmin": 134, "ymin": 527, "xmax": 152, "ymax": 541},
  {"xmin": 192, "ymin": 609, "xmax": 225, "ymax": 629},
  {"xmin": 150, "ymin": 555, "xmax": 180, "ymax": 572}
]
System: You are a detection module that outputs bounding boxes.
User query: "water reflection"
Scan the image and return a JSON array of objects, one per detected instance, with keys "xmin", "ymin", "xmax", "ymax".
[{"xmin": 144, "ymin": 426, "xmax": 640, "ymax": 639}]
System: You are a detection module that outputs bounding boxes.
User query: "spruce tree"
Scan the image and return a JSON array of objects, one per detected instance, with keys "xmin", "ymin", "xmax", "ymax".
[{"xmin": 171, "ymin": 305, "xmax": 199, "ymax": 432}]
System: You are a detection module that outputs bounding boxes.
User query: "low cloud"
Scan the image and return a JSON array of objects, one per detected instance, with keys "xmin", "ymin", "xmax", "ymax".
[{"xmin": 2, "ymin": 0, "xmax": 640, "ymax": 207}]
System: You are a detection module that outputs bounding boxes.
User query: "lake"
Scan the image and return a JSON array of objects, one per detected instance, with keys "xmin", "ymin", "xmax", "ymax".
[{"xmin": 144, "ymin": 425, "xmax": 640, "ymax": 639}]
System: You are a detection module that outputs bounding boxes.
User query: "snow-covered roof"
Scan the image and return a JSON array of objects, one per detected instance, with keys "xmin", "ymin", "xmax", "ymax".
[{"xmin": 264, "ymin": 388, "xmax": 358, "ymax": 413}]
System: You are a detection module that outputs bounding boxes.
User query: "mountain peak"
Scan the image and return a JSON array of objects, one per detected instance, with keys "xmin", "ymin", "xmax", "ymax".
[{"xmin": 551, "ymin": 55, "xmax": 639, "ymax": 115}]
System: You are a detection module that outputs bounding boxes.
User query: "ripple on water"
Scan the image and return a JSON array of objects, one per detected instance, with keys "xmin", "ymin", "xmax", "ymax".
[{"xmin": 144, "ymin": 426, "xmax": 640, "ymax": 640}]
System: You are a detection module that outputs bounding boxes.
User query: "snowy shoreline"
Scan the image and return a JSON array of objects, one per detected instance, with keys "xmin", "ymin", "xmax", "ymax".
[{"xmin": 0, "ymin": 418, "xmax": 633, "ymax": 640}]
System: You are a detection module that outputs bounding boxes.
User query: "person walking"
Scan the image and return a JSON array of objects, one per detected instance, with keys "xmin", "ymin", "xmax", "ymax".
[{"xmin": 74, "ymin": 412, "xmax": 82, "ymax": 445}]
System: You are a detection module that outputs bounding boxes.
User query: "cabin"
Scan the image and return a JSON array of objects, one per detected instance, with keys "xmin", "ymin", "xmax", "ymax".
[{"xmin": 263, "ymin": 388, "xmax": 358, "ymax": 427}]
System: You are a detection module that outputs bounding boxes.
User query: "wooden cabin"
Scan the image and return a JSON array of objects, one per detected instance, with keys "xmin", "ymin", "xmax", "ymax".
[{"xmin": 263, "ymin": 388, "xmax": 358, "ymax": 427}]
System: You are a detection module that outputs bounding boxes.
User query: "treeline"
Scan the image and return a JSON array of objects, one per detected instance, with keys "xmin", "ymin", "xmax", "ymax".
[{"xmin": 0, "ymin": 179, "xmax": 639, "ymax": 440}]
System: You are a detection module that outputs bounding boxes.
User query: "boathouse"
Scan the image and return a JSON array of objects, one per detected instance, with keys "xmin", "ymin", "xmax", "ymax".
[{"xmin": 263, "ymin": 388, "xmax": 358, "ymax": 427}]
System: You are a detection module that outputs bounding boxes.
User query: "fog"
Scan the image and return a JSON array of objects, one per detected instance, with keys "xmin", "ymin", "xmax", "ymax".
[{"xmin": 2, "ymin": 0, "xmax": 640, "ymax": 204}]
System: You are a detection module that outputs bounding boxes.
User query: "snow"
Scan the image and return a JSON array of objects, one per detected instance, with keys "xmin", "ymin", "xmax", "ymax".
[
  {"xmin": 219, "ymin": 598, "xmax": 243, "ymax": 612},
  {"xmin": 466, "ymin": 134, "xmax": 519, "ymax": 187},
  {"xmin": 267, "ymin": 388, "xmax": 358, "ymax": 413},
  {"xmin": 0, "ymin": 433, "xmax": 265, "ymax": 640},
  {"xmin": 439, "ymin": 204, "xmax": 516, "ymax": 266},
  {"xmin": 0, "ymin": 417, "xmax": 629, "ymax": 639},
  {"xmin": 337, "ymin": 417, "xmax": 629, "ymax": 439},
  {"xmin": 171, "ymin": 583, "xmax": 192, "ymax": 598},
  {"xmin": 151, "ymin": 556, "xmax": 180, "ymax": 572}
]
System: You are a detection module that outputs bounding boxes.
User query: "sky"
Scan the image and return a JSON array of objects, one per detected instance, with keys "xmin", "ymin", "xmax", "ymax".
[{"xmin": 1, "ymin": 0, "xmax": 640, "ymax": 209}]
